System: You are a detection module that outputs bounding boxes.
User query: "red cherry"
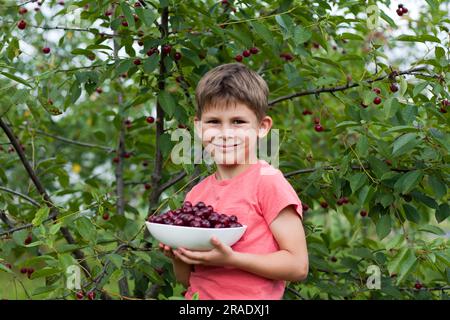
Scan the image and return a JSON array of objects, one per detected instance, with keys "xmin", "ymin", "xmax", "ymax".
[
  {"xmin": 302, "ymin": 109, "xmax": 313, "ymax": 115},
  {"xmin": 314, "ymin": 124, "xmax": 324, "ymax": 132},
  {"xmin": 390, "ymin": 83, "xmax": 398, "ymax": 92},
  {"xmin": 414, "ymin": 282, "xmax": 423, "ymax": 290},
  {"xmin": 105, "ymin": 10, "xmax": 112, "ymax": 16},
  {"xmin": 102, "ymin": 213, "xmax": 110, "ymax": 220},
  {"xmin": 330, "ymin": 256, "xmax": 337, "ymax": 262},
  {"xmin": 87, "ymin": 291, "xmax": 96, "ymax": 300},
  {"xmin": 133, "ymin": 14, "xmax": 139, "ymax": 22},
  {"xmin": 20, "ymin": 267, "xmax": 28, "ymax": 274},
  {"xmin": 441, "ymin": 99, "xmax": 449, "ymax": 107},
  {"xmin": 242, "ymin": 50, "xmax": 251, "ymax": 57},
  {"xmin": 24, "ymin": 234, "xmax": 32, "ymax": 245},
  {"xmin": 76, "ymin": 291, "xmax": 84, "ymax": 300},
  {"xmin": 122, "ymin": 20, "xmax": 128, "ymax": 27},
  {"xmin": 401, "ymin": 7, "xmax": 408, "ymax": 14},
  {"xmin": 396, "ymin": 8, "xmax": 403, "ymax": 16},
  {"xmin": 174, "ymin": 52, "xmax": 182, "ymax": 60},
  {"xmin": 19, "ymin": 7, "xmax": 28, "ymax": 14},
  {"xmin": 320, "ymin": 201, "xmax": 328, "ymax": 208},
  {"xmin": 342, "ymin": 197, "xmax": 349, "ymax": 204},
  {"xmin": 302, "ymin": 203, "xmax": 309, "ymax": 212},
  {"xmin": 337, "ymin": 198, "xmax": 345, "ymax": 206},
  {"xmin": 17, "ymin": 20, "xmax": 27, "ymax": 30},
  {"xmin": 123, "ymin": 152, "xmax": 131, "ymax": 158},
  {"xmin": 146, "ymin": 116, "xmax": 155, "ymax": 124},
  {"xmin": 42, "ymin": 47, "xmax": 51, "ymax": 54},
  {"xmin": 142, "ymin": 160, "xmax": 149, "ymax": 167},
  {"xmin": 360, "ymin": 210, "xmax": 368, "ymax": 217},
  {"xmin": 162, "ymin": 45, "xmax": 172, "ymax": 54},
  {"xmin": 144, "ymin": 183, "xmax": 151, "ymax": 190},
  {"xmin": 96, "ymin": 87, "xmax": 103, "ymax": 94},
  {"xmin": 372, "ymin": 87, "xmax": 381, "ymax": 95},
  {"xmin": 134, "ymin": 2, "xmax": 142, "ymax": 7},
  {"xmin": 26, "ymin": 267, "xmax": 35, "ymax": 278},
  {"xmin": 313, "ymin": 117, "xmax": 320, "ymax": 124},
  {"xmin": 360, "ymin": 102, "xmax": 368, "ymax": 108},
  {"xmin": 250, "ymin": 47, "xmax": 259, "ymax": 54},
  {"xmin": 373, "ymin": 97, "xmax": 382, "ymax": 105},
  {"xmin": 58, "ymin": 1, "xmax": 65, "ymax": 5},
  {"xmin": 112, "ymin": 157, "xmax": 120, "ymax": 164},
  {"xmin": 133, "ymin": 59, "xmax": 141, "ymax": 65},
  {"xmin": 439, "ymin": 107, "xmax": 447, "ymax": 113},
  {"xmin": 235, "ymin": 54, "xmax": 243, "ymax": 62},
  {"xmin": 398, "ymin": 4, "xmax": 403, "ymax": 8}
]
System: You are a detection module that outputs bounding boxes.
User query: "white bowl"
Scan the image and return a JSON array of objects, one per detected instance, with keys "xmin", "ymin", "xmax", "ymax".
[{"xmin": 145, "ymin": 222, "xmax": 247, "ymax": 251}]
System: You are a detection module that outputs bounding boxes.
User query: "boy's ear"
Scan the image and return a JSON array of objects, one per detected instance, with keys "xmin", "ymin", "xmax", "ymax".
[{"xmin": 258, "ymin": 116, "xmax": 273, "ymax": 138}]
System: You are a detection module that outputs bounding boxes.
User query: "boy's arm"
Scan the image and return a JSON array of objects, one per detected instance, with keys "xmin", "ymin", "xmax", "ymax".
[
  {"xmin": 172, "ymin": 257, "xmax": 194, "ymax": 287},
  {"xmin": 230, "ymin": 205, "xmax": 308, "ymax": 282}
]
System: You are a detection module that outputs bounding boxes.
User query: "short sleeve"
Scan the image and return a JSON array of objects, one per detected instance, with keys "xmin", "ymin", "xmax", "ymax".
[{"xmin": 257, "ymin": 168, "xmax": 303, "ymax": 226}]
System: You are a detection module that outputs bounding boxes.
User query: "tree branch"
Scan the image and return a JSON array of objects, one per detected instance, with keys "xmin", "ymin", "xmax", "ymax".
[
  {"xmin": 268, "ymin": 67, "xmax": 428, "ymax": 107},
  {"xmin": 112, "ymin": 8, "xmax": 130, "ymax": 298},
  {"xmin": 19, "ymin": 126, "xmax": 115, "ymax": 153},
  {"xmin": 0, "ymin": 186, "xmax": 40, "ymax": 207},
  {"xmin": 0, "ymin": 117, "xmax": 92, "ymax": 278}
]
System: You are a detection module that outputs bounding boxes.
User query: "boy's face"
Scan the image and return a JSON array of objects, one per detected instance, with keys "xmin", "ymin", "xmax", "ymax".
[{"xmin": 194, "ymin": 102, "xmax": 272, "ymax": 166}]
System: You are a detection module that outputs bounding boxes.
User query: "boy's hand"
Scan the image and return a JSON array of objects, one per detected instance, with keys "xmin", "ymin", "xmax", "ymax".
[
  {"xmin": 159, "ymin": 242, "xmax": 177, "ymax": 260},
  {"xmin": 173, "ymin": 237, "xmax": 235, "ymax": 267}
]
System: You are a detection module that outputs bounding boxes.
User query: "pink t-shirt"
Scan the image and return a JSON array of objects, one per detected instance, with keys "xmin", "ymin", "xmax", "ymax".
[{"xmin": 183, "ymin": 159, "xmax": 303, "ymax": 300}]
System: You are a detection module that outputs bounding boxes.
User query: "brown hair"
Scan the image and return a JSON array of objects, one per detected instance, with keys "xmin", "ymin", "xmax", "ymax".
[{"xmin": 195, "ymin": 63, "xmax": 269, "ymax": 121}]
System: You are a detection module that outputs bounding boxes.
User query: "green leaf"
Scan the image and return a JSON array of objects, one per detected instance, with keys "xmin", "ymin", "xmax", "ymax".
[
  {"xmin": 29, "ymin": 267, "xmax": 61, "ymax": 279},
  {"xmin": 75, "ymin": 216, "xmax": 96, "ymax": 243},
  {"xmin": 368, "ymin": 156, "xmax": 389, "ymax": 179},
  {"xmin": 143, "ymin": 54, "xmax": 159, "ymax": 74},
  {"xmin": 0, "ymin": 263, "xmax": 13, "ymax": 274},
  {"xmin": 340, "ymin": 33, "xmax": 364, "ymax": 41},
  {"xmin": 396, "ymin": 249, "xmax": 417, "ymax": 283},
  {"xmin": 394, "ymin": 170, "xmax": 423, "ymax": 194},
  {"xmin": 392, "ymin": 133, "xmax": 421, "ymax": 157},
  {"xmin": 396, "ymin": 34, "xmax": 441, "ymax": 43},
  {"xmin": 293, "ymin": 25, "xmax": 311, "ymax": 45},
  {"xmin": 132, "ymin": 251, "xmax": 152, "ymax": 264},
  {"xmin": 108, "ymin": 253, "xmax": 123, "ymax": 269},
  {"xmin": 0, "ymin": 72, "xmax": 32, "ymax": 88},
  {"xmin": 413, "ymin": 82, "xmax": 428, "ymax": 97},
  {"xmin": 251, "ymin": 21, "xmax": 276, "ymax": 49},
  {"xmin": 32, "ymin": 206, "xmax": 50, "ymax": 227},
  {"xmin": 376, "ymin": 214, "xmax": 391, "ymax": 240},
  {"xmin": 120, "ymin": 2, "xmax": 135, "ymax": 29},
  {"xmin": 428, "ymin": 175, "xmax": 446, "ymax": 199},
  {"xmin": 348, "ymin": 173, "xmax": 367, "ymax": 193},
  {"xmin": 135, "ymin": 8, "xmax": 157, "ymax": 27},
  {"xmin": 116, "ymin": 59, "xmax": 133, "ymax": 75},
  {"xmin": 403, "ymin": 203, "xmax": 421, "ymax": 224},
  {"xmin": 418, "ymin": 224, "xmax": 445, "ymax": 235},
  {"xmin": 158, "ymin": 91, "xmax": 176, "ymax": 117},
  {"xmin": 356, "ymin": 136, "xmax": 369, "ymax": 157},
  {"xmin": 380, "ymin": 10, "xmax": 396, "ymax": 28},
  {"xmin": 435, "ymin": 203, "xmax": 450, "ymax": 223}
]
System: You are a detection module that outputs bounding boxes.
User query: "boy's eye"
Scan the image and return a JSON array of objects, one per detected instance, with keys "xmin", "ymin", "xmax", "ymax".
[
  {"xmin": 233, "ymin": 120, "xmax": 246, "ymax": 124},
  {"xmin": 206, "ymin": 120, "xmax": 219, "ymax": 124}
]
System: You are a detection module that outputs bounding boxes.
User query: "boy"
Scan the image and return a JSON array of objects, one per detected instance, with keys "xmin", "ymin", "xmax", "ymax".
[{"xmin": 159, "ymin": 63, "xmax": 308, "ymax": 299}]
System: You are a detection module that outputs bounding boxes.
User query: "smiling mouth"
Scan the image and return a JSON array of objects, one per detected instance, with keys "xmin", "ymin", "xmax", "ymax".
[{"xmin": 212, "ymin": 143, "xmax": 240, "ymax": 149}]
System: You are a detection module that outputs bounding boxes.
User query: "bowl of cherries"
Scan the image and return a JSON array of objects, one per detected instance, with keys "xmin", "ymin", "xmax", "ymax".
[{"xmin": 145, "ymin": 201, "xmax": 247, "ymax": 250}]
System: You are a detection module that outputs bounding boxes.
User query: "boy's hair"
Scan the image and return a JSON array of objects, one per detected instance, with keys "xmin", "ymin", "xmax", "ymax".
[{"xmin": 195, "ymin": 63, "xmax": 269, "ymax": 121}]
